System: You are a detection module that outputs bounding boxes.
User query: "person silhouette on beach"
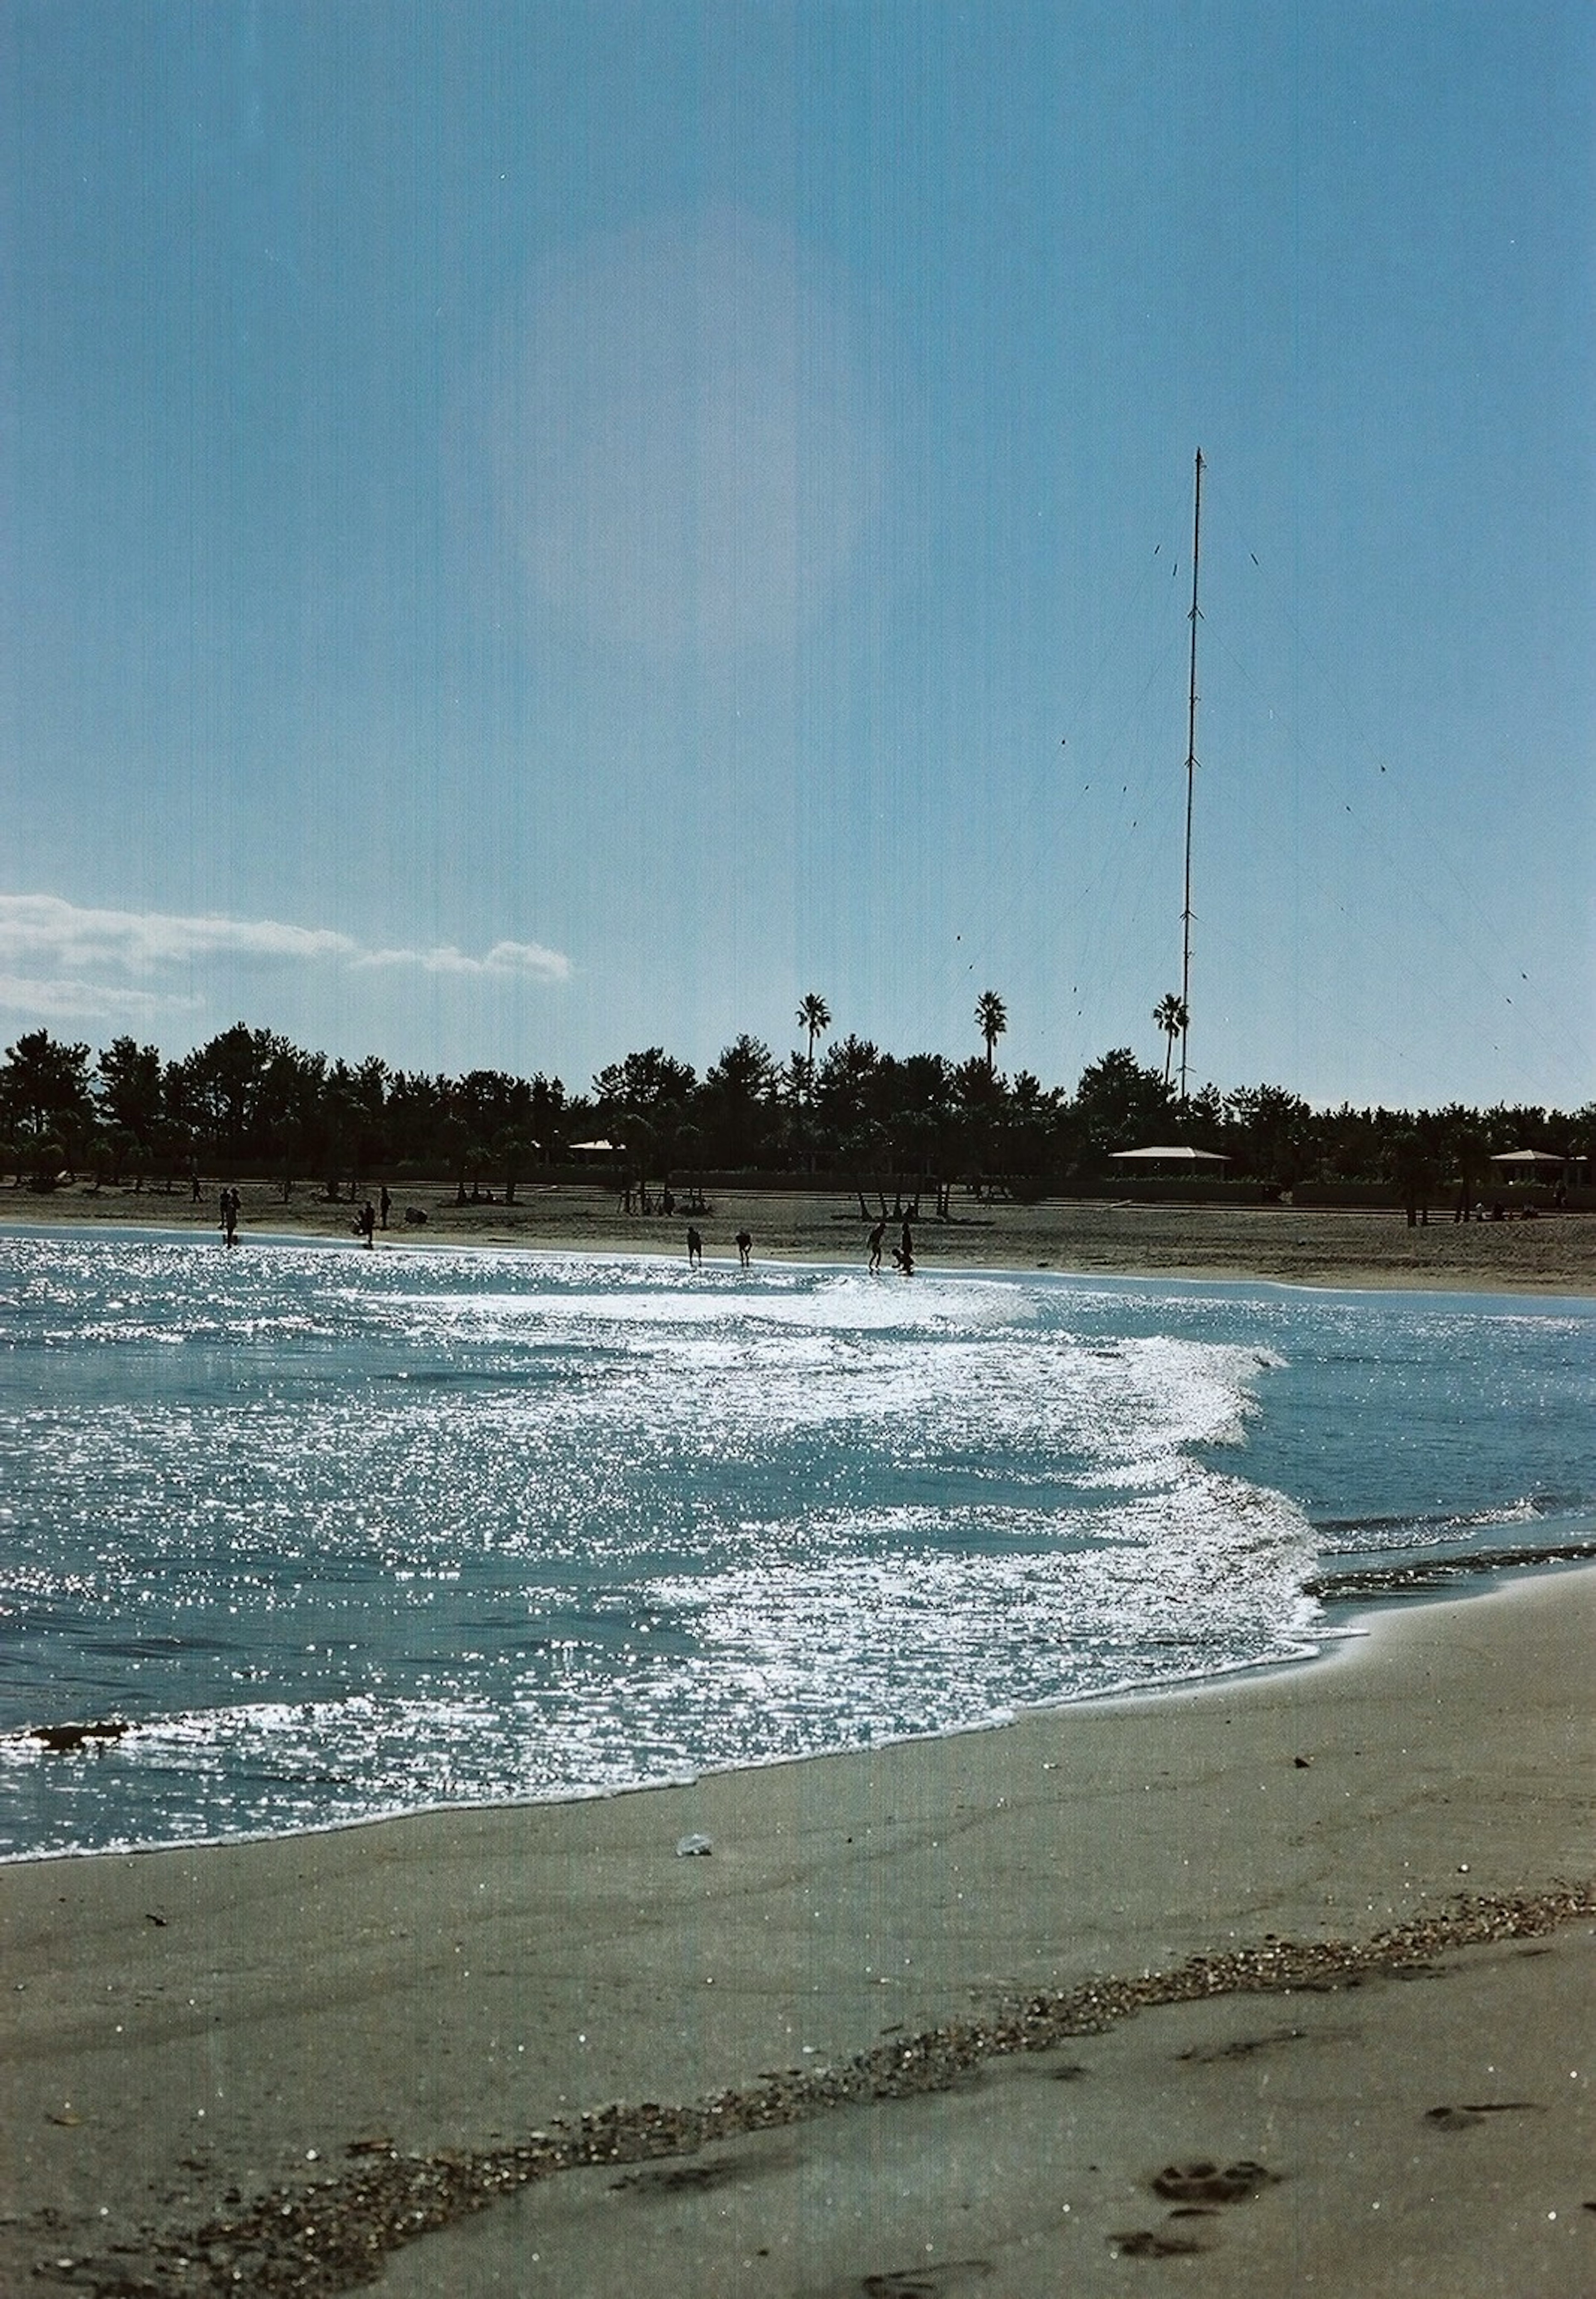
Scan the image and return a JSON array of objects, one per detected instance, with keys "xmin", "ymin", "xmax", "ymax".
[
  {"xmin": 687, "ymin": 1226, "xmax": 703, "ymax": 1269},
  {"xmin": 736, "ymin": 1229, "xmax": 752, "ymax": 1269},
  {"xmin": 898, "ymin": 1217, "xmax": 914, "ymax": 1276},
  {"xmin": 358, "ymin": 1200, "xmax": 376, "ymax": 1248},
  {"xmin": 379, "ymin": 1185, "xmax": 391, "ymax": 1231},
  {"xmin": 220, "ymin": 1188, "xmax": 238, "ymax": 1246},
  {"xmin": 867, "ymin": 1220, "xmax": 885, "ymax": 1272}
]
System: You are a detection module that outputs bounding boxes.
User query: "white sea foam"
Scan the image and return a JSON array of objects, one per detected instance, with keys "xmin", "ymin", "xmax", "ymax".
[{"xmin": 1, "ymin": 1227, "xmax": 1591, "ymax": 1856}]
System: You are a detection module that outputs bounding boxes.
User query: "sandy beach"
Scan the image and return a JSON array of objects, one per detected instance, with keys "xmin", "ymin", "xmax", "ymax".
[
  {"xmin": 3, "ymin": 1564, "xmax": 1592, "ymax": 2296},
  {"xmin": 6, "ymin": 1175, "xmax": 1596, "ymax": 1295},
  {"xmin": 3, "ymin": 1199, "xmax": 1592, "ymax": 2293}
]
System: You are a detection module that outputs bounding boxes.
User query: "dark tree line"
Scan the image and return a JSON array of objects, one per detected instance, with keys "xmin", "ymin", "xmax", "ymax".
[
  {"xmin": 0, "ymin": 1024, "xmax": 566, "ymax": 1204},
  {"xmin": 2, "ymin": 1019, "xmax": 1591, "ymax": 1210}
]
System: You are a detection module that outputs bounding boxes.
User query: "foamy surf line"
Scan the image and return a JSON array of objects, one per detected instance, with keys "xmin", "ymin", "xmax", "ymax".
[
  {"xmin": 9, "ymin": 1538, "xmax": 1596, "ymax": 1869},
  {"xmin": 5, "ymin": 1562, "xmax": 1591, "ymax": 2299},
  {"xmin": 2, "ymin": 1228, "xmax": 1591, "ymax": 1858}
]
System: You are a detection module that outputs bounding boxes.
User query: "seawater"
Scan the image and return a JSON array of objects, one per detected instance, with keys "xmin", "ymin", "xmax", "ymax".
[{"xmin": 2, "ymin": 1224, "xmax": 1592, "ymax": 1859}]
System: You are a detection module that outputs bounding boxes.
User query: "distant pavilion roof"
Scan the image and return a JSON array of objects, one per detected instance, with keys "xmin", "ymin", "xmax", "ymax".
[{"xmin": 1110, "ymin": 1143, "xmax": 1229, "ymax": 1163}]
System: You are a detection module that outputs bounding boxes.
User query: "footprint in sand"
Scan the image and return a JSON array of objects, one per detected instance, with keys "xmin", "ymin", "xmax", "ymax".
[
  {"xmin": 1109, "ymin": 2161, "xmax": 1280, "ymax": 2261},
  {"xmin": 1177, "ymin": 2025, "xmax": 1320, "ymax": 2063},
  {"xmin": 612, "ymin": 2148, "xmax": 788, "ymax": 2194},
  {"xmin": 1177, "ymin": 2032, "xmax": 1361, "ymax": 2069},
  {"xmin": 1152, "ymin": 2159, "xmax": 1279, "ymax": 2205},
  {"xmin": 1424, "ymin": 2102, "xmax": 1542, "ymax": 2132},
  {"xmin": 860, "ymin": 2264, "xmax": 995, "ymax": 2296},
  {"xmin": 1109, "ymin": 2228, "xmax": 1211, "ymax": 2258}
]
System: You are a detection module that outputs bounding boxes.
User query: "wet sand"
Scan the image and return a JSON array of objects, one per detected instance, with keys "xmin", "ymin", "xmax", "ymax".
[
  {"xmin": 3, "ymin": 1570, "xmax": 1592, "ymax": 2296},
  {"xmin": 7, "ymin": 1175, "xmax": 1596, "ymax": 1294}
]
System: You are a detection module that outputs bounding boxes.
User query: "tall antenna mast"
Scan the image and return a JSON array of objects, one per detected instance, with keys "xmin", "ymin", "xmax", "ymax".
[{"xmin": 1178, "ymin": 447, "xmax": 1203, "ymax": 1103}]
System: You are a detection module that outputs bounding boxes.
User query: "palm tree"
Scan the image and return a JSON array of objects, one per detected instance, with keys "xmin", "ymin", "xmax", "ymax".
[
  {"xmin": 796, "ymin": 992, "xmax": 831, "ymax": 1097},
  {"xmin": 975, "ymin": 991, "xmax": 1007, "ymax": 1075},
  {"xmin": 1153, "ymin": 993, "xmax": 1189, "ymax": 1091}
]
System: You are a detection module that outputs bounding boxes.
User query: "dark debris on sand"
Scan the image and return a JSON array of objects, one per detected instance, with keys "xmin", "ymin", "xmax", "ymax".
[
  {"xmin": 1305, "ymin": 1537, "xmax": 1596, "ymax": 1602},
  {"xmin": 37, "ymin": 1879, "xmax": 1596, "ymax": 2298}
]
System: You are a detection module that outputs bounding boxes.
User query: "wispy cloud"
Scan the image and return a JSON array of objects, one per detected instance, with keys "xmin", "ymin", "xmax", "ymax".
[
  {"xmin": 354, "ymin": 939, "xmax": 570, "ymax": 981},
  {"xmin": 0, "ymin": 895, "xmax": 571, "ymax": 1019},
  {"xmin": 0, "ymin": 895, "xmax": 359, "ymax": 973},
  {"xmin": 0, "ymin": 971, "xmax": 204, "ymax": 1024}
]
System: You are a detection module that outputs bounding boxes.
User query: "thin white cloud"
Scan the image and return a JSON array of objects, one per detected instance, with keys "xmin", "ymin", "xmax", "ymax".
[
  {"xmin": 0, "ymin": 895, "xmax": 571, "ymax": 1016},
  {"xmin": 0, "ymin": 895, "xmax": 358, "ymax": 973},
  {"xmin": 355, "ymin": 938, "xmax": 570, "ymax": 982},
  {"xmin": 0, "ymin": 971, "xmax": 203, "ymax": 1023}
]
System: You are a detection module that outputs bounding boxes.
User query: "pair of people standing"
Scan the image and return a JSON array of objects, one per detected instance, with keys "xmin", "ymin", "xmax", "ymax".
[
  {"xmin": 684, "ymin": 1227, "xmax": 752, "ymax": 1269},
  {"xmin": 867, "ymin": 1218, "xmax": 914, "ymax": 1275}
]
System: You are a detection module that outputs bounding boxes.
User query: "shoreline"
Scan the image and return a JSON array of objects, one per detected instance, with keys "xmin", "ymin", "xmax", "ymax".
[
  {"xmin": 4, "ymin": 1566, "xmax": 1593, "ymax": 2294},
  {"xmin": 5, "ymin": 1205, "xmax": 1593, "ymax": 2289},
  {"xmin": 4, "ymin": 1178, "xmax": 1595, "ymax": 1296},
  {"xmin": 4, "ymin": 1212, "xmax": 1592, "ymax": 1884},
  {"xmin": 7, "ymin": 1543, "xmax": 1594, "ymax": 1877}
]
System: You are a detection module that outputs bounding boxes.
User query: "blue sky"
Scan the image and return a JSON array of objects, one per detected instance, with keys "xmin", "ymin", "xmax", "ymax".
[{"xmin": 2, "ymin": 0, "xmax": 1591, "ymax": 1111}]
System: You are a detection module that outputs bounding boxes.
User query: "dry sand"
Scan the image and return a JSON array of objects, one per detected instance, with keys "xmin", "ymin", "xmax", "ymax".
[
  {"xmin": 6, "ymin": 1174, "xmax": 1596, "ymax": 1293},
  {"xmin": 3, "ymin": 1570, "xmax": 1593, "ymax": 2297}
]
